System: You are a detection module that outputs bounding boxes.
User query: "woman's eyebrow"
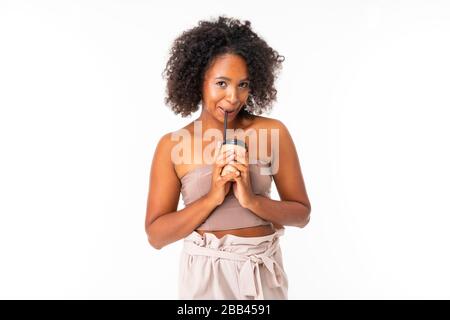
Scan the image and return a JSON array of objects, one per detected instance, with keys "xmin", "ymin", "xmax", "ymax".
[{"xmin": 215, "ymin": 76, "xmax": 249, "ymax": 82}]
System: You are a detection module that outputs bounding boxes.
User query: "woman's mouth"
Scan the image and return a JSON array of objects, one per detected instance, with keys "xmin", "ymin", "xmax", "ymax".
[{"xmin": 218, "ymin": 107, "xmax": 238, "ymax": 117}]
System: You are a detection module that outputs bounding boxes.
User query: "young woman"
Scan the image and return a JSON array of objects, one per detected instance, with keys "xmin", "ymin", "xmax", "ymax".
[{"xmin": 145, "ymin": 16, "xmax": 311, "ymax": 300}]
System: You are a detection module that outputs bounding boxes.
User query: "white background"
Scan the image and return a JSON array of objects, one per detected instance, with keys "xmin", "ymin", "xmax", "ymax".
[{"xmin": 1, "ymin": 0, "xmax": 449, "ymax": 299}]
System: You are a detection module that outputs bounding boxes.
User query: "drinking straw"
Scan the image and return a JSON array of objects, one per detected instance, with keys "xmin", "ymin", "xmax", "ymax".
[{"xmin": 223, "ymin": 111, "xmax": 228, "ymax": 144}]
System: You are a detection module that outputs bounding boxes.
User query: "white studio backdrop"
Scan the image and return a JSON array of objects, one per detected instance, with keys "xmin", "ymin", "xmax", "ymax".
[{"xmin": 0, "ymin": 0, "xmax": 449, "ymax": 299}]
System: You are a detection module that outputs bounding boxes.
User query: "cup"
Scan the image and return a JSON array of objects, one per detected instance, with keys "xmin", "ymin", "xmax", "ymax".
[{"xmin": 220, "ymin": 139, "xmax": 247, "ymax": 176}]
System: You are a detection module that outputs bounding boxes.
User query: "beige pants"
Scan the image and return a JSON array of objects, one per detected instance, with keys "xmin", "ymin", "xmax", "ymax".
[{"xmin": 178, "ymin": 228, "xmax": 288, "ymax": 300}]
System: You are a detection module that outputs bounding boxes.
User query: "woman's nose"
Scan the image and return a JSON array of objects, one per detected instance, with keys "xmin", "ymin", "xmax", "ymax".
[{"xmin": 226, "ymin": 88, "xmax": 239, "ymax": 105}]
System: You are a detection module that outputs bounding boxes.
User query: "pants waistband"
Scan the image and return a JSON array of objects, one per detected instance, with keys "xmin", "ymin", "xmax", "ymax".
[{"xmin": 182, "ymin": 229, "xmax": 285, "ymax": 299}]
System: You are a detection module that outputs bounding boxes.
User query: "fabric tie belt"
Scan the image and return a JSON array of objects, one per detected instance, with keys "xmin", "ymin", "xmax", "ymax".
[{"xmin": 183, "ymin": 237, "xmax": 284, "ymax": 299}]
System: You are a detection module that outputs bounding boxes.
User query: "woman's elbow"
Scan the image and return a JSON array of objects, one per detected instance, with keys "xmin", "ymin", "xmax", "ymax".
[
  {"xmin": 297, "ymin": 206, "xmax": 311, "ymax": 228},
  {"xmin": 147, "ymin": 235, "xmax": 163, "ymax": 250},
  {"xmin": 299, "ymin": 215, "xmax": 310, "ymax": 228},
  {"xmin": 145, "ymin": 223, "xmax": 163, "ymax": 250}
]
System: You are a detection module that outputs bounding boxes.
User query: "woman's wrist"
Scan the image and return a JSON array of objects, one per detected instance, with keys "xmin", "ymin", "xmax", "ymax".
[
  {"xmin": 204, "ymin": 192, "xmax": 221, "ymax": 208},
  {"xmin": 243, "ymin": 194, "xmax": 260, "ymax": 211}
]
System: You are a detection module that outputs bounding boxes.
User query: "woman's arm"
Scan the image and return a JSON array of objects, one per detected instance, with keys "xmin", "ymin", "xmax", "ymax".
[
  {"xmin": 247, "ymin": 196, "xmax": 310, "ymax": 228},
  {"xmin": 246, "ymin": 120, "xmax": 311, "ymax": 228},
  {"xmin": 144, "ymin": 133, "xmax": 218, "ymax": 250}
]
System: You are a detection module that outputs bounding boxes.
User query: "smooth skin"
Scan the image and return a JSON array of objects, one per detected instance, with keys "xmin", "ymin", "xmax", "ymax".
[{"xmin": 145, "ymin": 54, "xmax": 311, "ymax": 249}]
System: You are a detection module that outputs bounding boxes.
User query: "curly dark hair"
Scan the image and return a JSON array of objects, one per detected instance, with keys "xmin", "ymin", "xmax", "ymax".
[{"xmin": 162, "ymin": 16, "xmax": 285, "ymax": 118}]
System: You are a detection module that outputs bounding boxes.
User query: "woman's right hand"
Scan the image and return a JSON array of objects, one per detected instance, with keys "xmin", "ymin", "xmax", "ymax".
[{"xmin": 206, "ymin": 142, "xmax": 239, "ymax": 206}]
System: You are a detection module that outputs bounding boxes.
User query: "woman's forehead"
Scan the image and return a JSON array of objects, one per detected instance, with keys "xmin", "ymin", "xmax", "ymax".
[{"xmin": 206, "ymin": 54, "xmax": 248, "ymax": 79}]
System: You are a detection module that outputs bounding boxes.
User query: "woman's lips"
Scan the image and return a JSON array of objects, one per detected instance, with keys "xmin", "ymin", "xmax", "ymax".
[{"xmin": 218, "ymin": 107, "xmax": 238, "ymax": 117}]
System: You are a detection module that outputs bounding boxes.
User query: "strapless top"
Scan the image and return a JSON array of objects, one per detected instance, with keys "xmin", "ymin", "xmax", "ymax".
[{"xmin": 180, "ymin": 161, "xmax": 273, "ymax": 231}]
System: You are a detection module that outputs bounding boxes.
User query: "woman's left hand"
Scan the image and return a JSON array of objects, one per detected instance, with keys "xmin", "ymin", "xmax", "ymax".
[{"xmin": 231, "ymin": 150, "xmax": 256, "ymax": 209}]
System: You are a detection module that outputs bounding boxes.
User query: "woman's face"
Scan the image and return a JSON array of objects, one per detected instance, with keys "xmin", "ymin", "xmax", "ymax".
[{"xmin": 201, "ymin": 53, "xmax": 250, "ymax": 123}]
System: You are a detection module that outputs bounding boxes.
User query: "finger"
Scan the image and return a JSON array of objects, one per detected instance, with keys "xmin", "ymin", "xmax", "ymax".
[
  {"xmin": 235, "ymin": 150, "xmax": 248, "ymax": 165},
  {"xmin": 214, "ymin": 148, "xmax": 234, "ymax": 164},
  {"xmin": 216, "ymin": 152, "xmax": 235, "ymax": 167},
  {"xmin": 226, "ymin": 171, "xmax": 240, "ymax": 183},
  {"xmin": 213, "ymin": 150, "xmax": 225, "ymax": 176},
  {"xmin": 213, "ymin": 153, "xmax": 236, "ymax": 177},
  {"xmin": 219, "ymin": 171, "xmax": 239, "ymax": 184},
  {"xmin": 229, "ymin": 162, "xmax": 248, "ymax": 175},
  {"xmin": 234, "ymin": 155, "xmax": 248, "ymax": 166},
  {"xmin": 231, "ymin": 162, "xmax": 246, "ymax": 170}
]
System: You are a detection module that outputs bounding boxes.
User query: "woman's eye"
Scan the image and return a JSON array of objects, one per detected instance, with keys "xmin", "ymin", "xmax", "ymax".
[{"xmin": 216, "ymin": 81, "xmax": 249, "ymax": 88}]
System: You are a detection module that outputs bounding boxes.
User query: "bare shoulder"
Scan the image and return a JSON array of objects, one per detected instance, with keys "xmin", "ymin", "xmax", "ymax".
[
  {"xmin": 247, "ymin": 115, "xmax": 288, "ymax": 131},
  {"xmin": 154, "ymin": 124, "xmax": 193, "ymax": 163},
  {"xmin": 154, "ymin": 132, "xmax": 176, "ymax": 162},
  {"xmin": 152, "ymin": 130, "xmax": 184, "ymax": 176},
  {"xmin": 155, "ymin": 123, "xmax": 198, "ymax": 178},
  {"xmin": 247, "ymin": 116, "xmax": 291, "ymax": 145}
]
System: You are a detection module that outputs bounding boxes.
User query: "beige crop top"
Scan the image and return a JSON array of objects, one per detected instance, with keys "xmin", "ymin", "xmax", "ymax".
[{"xmin": 180, "ymin": 161, "xmax": 273, "ymax": 231}]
